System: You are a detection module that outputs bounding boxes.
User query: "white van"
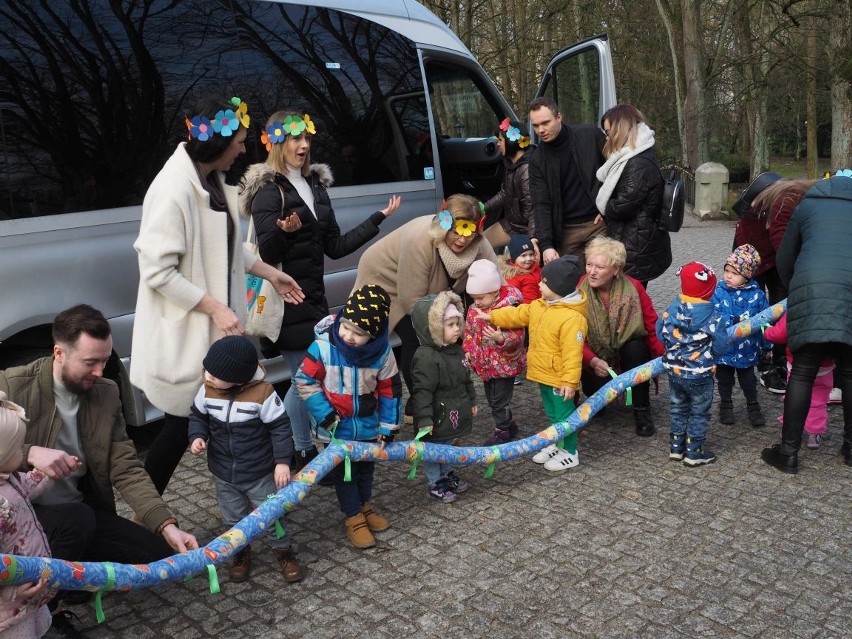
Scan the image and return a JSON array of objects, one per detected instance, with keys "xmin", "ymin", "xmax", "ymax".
[{"xmin": 0, "ymin": 0, "xmax": 615, "ymax": 425}]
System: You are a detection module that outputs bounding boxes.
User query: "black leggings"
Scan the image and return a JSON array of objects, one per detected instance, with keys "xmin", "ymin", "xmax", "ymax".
[
  {"xmin": 581, "ymin": 338, "xmax": 652, "ymax": 408},
  {"xmin": 393, "ymin": 314, "xmax": 419, "ymax": 396},
  {"xmin": 144, "ymin": 413, "xmax": 189, "ymax": 495},
  {"xmin": 781, "ymin": 342, "xmax": 852, "ymax": 454}
]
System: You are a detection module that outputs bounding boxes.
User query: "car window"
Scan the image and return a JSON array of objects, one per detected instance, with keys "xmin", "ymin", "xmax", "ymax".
[
  {"xmin": 426, "ymin": 63, "xmax": 499, "ymax": 140},
  {"xmin": 542, "ymin": 46, "xmax": 602, "ymax": 126},
  {"xmin": 0, "ymin": 0, "xmax": 427, "ymax": 220}
]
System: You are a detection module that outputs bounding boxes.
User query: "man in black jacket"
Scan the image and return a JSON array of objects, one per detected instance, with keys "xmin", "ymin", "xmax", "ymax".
[{"xmin": 528, "ymin": 97, "xmax": 606, "ymax": 265}]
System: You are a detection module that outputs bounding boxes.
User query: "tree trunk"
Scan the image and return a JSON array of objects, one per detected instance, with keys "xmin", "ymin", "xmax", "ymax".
[
  {"xmin": 806, "ymin": 18, "xmax": 819, "ymax": 178},
  {"xmin": 828, "ymin": 0, "xmax": 852, "ymax": 170},
  {"xmin": 681, "ymin": 0, "xmax": 707, "ymax": 167},
  {"xmin": 655, "ymin": 0, "xmax": 687, "ymax": 163}
]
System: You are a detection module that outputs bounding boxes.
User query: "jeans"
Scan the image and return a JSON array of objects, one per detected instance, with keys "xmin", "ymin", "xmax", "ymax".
[
  {"xmin": 144, "ymin": 412, "xmax": 189, "ymax": 495},
  {"xmin": 581, "ymin": 338, "xmax": 652, "ymax": 408},
  {"xmin": 423, "ymin": 437, "xmax": 455, "ymax": 486},
  {"xmin": 781, "ymin": 342, "xmax": 852, "ymax": 455},
  {"xmin": 282, "ymin": 349, "xmax": 313, "ymax": 452},
  {"xmin": 212, "ymin": 475, "xmax": 289, "ymax": 548},
  {"xmin": 484, "ymin": 377, "xmax": 515, "ymax": 431},
  {"xmin": 668, "ymin": 375, "xmax": 715, "ymax": 443},
  {"xmin": 539, "ymin": 384, "xmax": 577, "ymax": 454},
  {"xmin": 327, "ymin": 460, "xmax": 375, "ymax": 517},
  {"xmin": 715, "ymin": 365, "xmax": 759, "ymax": 403}
]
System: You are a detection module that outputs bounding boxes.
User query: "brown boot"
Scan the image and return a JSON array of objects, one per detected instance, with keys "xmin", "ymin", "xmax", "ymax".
[
  {"xmin": 274, "ymin": 547, "xmax": 305, "ymax": 583},
  {"xmin": 361, "ymin": 502, "xmax": 389, "ymax": 532},
  {"xmin": 228, "ymin": 546, "xmax": 252, "ymax": 583},
  {"xmin": 344, "ymin": 513, "xmax": 376, "ymax": 548}
]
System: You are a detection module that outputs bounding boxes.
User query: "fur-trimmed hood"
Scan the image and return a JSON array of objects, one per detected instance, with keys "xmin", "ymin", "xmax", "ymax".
[
  {"xmin": 411, "ymin": 291, "xmax": 464, "ymax": 348},
  {"xmin": 238, "ymin": 162, "xmax": 333, "ymax": 217}
]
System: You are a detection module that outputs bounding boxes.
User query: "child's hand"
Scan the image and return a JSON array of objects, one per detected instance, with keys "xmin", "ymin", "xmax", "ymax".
[
  {"xmin": 557, "ymin": 385, "xmax": 575, "ymax": 399},
  {"xmin": 472, "ymin": 307, "xmax": 490, "ymax": 321},
  {"xmin": 481, "ymin": 325, "xmax": 505, "ymax": 344},
  {"xmin": 15, "ymin": 577, "xmax": 48, "ymax": 600},
  {"xmin": 190, "ymin": 438, "xmax": 207, "ymax": 455},
  {"xmin": 274, "ymin": 463, "xmax": 290, "ymax": 489},
  {"xmin": 471, "ymin": 405, "xmax": 479, "ymax": 417}
]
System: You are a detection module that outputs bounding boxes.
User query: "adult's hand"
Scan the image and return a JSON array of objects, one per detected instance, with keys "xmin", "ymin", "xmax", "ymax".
[
  {"xmin": 271, "ymin": 272, "xmax": 305, "ymax": 304},
  {"xmin": 542, "ymin": 248, "xmax": 559, "ymax": 264},
  {"xmin": 28, "ymin": 446, "xmax": 80, "ymax": 479},
  {"xmin": 161, "ymin": 524, "xmax": 199, "ymax": 553},
  {"xmin": 590, "ymin": 356, "xmax": 610, "ymax": 377},
  {"xmin": 594, "ymin": 213, "xmax": 605, "ymax": 225},
  {"xmin": 276, "ymin": 212, "xmax": 302, "ymax": 233},
  {"xmin": 196, "ymin": 294, "xmax": 243, "ymax": 335},
  {"xmin": 381, "ymin": 195, "xmax": 402, "ymax": 217}
]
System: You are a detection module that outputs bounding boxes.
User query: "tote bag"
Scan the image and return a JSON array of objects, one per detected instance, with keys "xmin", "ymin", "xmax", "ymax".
[{"xmin": 245, "ymin": 192, "xmax": 285, "ymax": 341}]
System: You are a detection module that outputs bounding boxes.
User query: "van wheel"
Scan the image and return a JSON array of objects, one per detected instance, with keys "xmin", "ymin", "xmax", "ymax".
[{"xmin": 0, "ymin": 346, "xmax": 53, "ymax": 370}]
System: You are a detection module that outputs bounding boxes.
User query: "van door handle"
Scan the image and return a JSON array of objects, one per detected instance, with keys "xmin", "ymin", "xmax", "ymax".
[{"xmin": 462, "ymin": 180, "xmax": 475, "ymax": 190}]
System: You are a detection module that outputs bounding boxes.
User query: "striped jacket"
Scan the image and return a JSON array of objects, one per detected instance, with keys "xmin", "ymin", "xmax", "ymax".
[{"xmin": 296, "ymin": 316, "xmax": 402, "ymax": 441}]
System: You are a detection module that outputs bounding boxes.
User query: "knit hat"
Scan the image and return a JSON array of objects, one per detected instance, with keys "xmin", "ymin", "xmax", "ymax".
[
  {"xmin": 725, "ymin": 244, "xmax": 761, "ymax": 280},
  {"xmin": 466, "ymin": 259, "xmax": 502, "ymax": 295},
  {"xmin": 0, "ymin": 391, "xmax": 27, "ymax": 469},
  {"xmin": 443, "ymin": 303, "xmax": 463, "ymax": 321},
  {"xmin": 203, "ymin": 335, "xmax": 259, "ymax": 385},
  {"xmin": 507, "ymin": 234, "xmax": 535, "ymax": 262},
  {"xmin": 342, "ymin": 284, "xmax": 391, "ymax": 337},
  {"xmin": 540, "ymin": 254, "xmax": 582, "ymax": 297},
  {"xmin": 677, "ymin": 261, "xmax": 717, "ymax": 300}
]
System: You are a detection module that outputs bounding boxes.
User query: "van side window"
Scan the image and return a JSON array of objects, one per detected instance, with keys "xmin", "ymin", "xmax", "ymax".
[
  {"xmin": 540, "ymin": 46, "xmax": 602, "ymax": 126},
  {"xmin": 426, "ymin": 63, "xmax": 499, "ymax": 140},
  {"xmin": 0, "ymin": 1, "xmax": 428, "ymax": 220}
]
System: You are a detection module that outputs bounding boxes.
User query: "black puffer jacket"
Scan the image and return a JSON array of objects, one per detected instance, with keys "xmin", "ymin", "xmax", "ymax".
[
  {"xmin": 240, "ymin": 163, "xmax": 385, "ymax": 351},
  {"xmin": 603, "ymin": 149, "xmax": 672, "ymax": 283},
  {"xmin": 484, "ymin": 154, "xmax": 534, "ymax": 236},
  {"xmin": 776, "ymin": 175, "xmax": 852, "ymax": 352}
]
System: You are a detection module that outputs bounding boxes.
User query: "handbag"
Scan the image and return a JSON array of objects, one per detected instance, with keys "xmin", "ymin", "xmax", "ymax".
[{"xmin": 244, "ymin": 188, "xmax": 286, "ymax": 341}]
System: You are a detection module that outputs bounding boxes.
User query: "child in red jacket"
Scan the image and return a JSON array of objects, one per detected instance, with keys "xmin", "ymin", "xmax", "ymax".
[{"xmin": 500, "ymin": 235, "xmax": 541, "ymax": 304}]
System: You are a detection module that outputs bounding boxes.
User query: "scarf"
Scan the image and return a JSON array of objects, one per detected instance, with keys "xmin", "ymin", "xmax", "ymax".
[
  {"xmin": 581, "ymin": 274, "xmax": 646, "ymax": 363},
  {"xmin": 436, "ymin": 238, "xmax": 483, "ymax": 281},
  {"xmin": 329, "ymin": 312, "xmax": 391, "ymax": 367},
  {"xmin": 595, "ymin": 122, "xmax": 656, "ymax": 214}
]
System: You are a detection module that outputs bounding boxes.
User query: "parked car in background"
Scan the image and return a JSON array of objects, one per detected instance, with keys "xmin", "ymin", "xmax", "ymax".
[{"xmin": 0, "ymin": 0, "xmax": 615, "ymax": 426}]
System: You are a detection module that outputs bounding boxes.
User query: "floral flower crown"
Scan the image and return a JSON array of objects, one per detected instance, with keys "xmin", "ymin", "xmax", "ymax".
[
  {"xmin": 261, "ymin": 114, "xmax": 317, "ymax": 152},
  {"xmin": 436, "ymin": 199, "xmax": 487, "ymax": 236},
  {"xmin": 185, "ymin": 97, "xmax": 250, "ymax": 141},
  {"xmin": 499, "ymin": 117, "xmax": 530, "ymax": 149}
]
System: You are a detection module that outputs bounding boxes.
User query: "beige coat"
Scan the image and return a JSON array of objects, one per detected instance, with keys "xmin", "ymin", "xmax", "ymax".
[
  {"xmin": 131, "ymin": 143, "xmax": 256, "ymax": 416},
  {"xmin": 353, "ymin": 215, "xmax": 497, "ymax": 329}
]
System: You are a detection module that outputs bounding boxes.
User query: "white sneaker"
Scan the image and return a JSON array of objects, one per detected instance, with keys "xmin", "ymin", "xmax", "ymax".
[
  {"xmin": 543, "ymin": 448, "xmax": 580, "ymax": 472},
  {"xmin": 532, "ymin": 444, "xmax": 559, "ymax": 464},
  {"xmin": 829, "ymin": 388, "xmax": 842, "ymax": 404}
]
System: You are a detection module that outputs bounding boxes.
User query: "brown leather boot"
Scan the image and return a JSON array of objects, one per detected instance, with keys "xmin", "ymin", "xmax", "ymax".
[
  {"xmin": 361, "ymin": 502, "xmax": 389, "ymax": 532},
  {"xmin": 344, "ymin": 513, "xmax": 376, "ymax": 548},
  {"xmin": 274, "ymin": 547, "xmax": 305, "ymax": 582},
  {"xmin": 228, "ymin": 546, "xmax": 252, "ymax": 583}
]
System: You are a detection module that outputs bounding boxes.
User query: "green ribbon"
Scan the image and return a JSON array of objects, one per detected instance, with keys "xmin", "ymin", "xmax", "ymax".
[
  {"xmin": 327, "ymin": 420, "xmax": 351, "ymax": 482},
  {"xmin": 94, "ymin": 562, "xmax": 115, "ymax": 624},
  {"xmin": 266, "ymin": 494, "xmax": 286, "ymax": 539},
  {"xmin": 483, "ymin": 445, "xmax": 501, "ymax": 479},
  {"xmin": 407, "ymin": 427, "xmax": 431, "ymax": 480},
  {"xmin": 206, "ymin": 564, "xmax": 220, "ymax": 595},
  {"xmin": 608, "ymin": 367, "xmax": 632, "ymax": 406}
]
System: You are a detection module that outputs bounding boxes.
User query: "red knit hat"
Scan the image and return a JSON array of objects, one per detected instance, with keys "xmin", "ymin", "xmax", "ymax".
[{"xmin": 677, "ymin": 261, "xmax": 717, "ymax": 300}]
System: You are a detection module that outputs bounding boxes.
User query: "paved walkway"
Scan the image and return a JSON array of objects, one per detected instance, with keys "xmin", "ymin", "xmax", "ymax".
[{"xmin": 69, "ymin": 216, "xmax": 851, "ymax": 638}]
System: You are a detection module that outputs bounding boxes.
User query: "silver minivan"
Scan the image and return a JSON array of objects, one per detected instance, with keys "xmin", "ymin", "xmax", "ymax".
[{"xmin": 0, "ymin": 0, "xmax": 615, "ymax": 425}]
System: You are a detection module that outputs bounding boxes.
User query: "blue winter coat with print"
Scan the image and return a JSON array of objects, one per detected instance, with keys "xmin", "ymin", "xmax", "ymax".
[
  {"xmin": 656, "ymin": 295, "xmax": 727, "ymax": 379},
  {"xmin": 711, "ymin": 280, "xmax": 770, "ymax": 368}
]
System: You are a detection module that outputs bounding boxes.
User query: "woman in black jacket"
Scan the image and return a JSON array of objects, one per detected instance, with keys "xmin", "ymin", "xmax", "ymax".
[
  {"xmin": 239, "ymin": 110, "xmax": 400, "ymax": 468},
  {"xmin": 482, "ymin": 118, "xmax": 534, "ymax": 251},
  {"xmin": 595, "ymin": 104, "xmax": 671, "ymax": 288}
]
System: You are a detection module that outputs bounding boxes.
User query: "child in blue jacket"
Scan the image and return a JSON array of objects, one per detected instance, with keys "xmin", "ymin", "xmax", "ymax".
[
  {"xmin": 296, "ymin": 284, "xmax": 401, "ymax": 549},
  {"xmin": 657, "ymin": 262, "xmax": 727, "ymax": 465},
  {"xmin": 711, "ymin": 244, "xmax": 770, "ymax": 427}
]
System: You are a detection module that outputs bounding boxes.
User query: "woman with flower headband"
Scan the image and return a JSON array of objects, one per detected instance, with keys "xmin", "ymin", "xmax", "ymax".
[
  {"xmin": 132, "ymin": 97, "xmax": 305, "ymax": 498},
  {"xmin": 481, "ymin": 118, "xmax": 534, "ymax": 252},
  {"xmin": 595, "ymin": 104, "xmax": 671, "ymax": 289},
  {"xmin": 353, "ymin": 194, "xmax": 498, "ymax": 421},
  {"xmin": 239, "ymin": 110, "xmax": 401, "ymax": 469}
]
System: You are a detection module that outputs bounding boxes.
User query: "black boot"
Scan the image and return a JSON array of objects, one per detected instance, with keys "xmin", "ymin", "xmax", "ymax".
[
  {"xmin": 633, "ymin": 407, "xmax": 655, "ymax": 437},
  {"xmin": 290, "ymin": 445, "xmax": 319, "ymax": 474},
  {"xmin": 842, "ymin": 442, "xmax": 852, "ymax": 467},
  {"xmin": 719, "ymin": 399, "xmax": 734, "ymax": 425},
  {"xmin": 746, "ymin": 401, "xmax": 765, "ymax": 427},
  {"xmin": 761, "ymin": 443, "xmax": 798, "ymax": 474}
]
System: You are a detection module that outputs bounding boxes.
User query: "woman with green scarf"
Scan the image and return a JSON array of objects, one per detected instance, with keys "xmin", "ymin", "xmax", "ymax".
[{"xmin": 579, "ymin": 236, "xmax": 664, "ymax": 436}]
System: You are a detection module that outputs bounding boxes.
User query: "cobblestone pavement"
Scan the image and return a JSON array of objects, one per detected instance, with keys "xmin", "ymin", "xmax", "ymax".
[{"xmin": 67, "ymin": 216, "xmax": 851, "ymax": 638}]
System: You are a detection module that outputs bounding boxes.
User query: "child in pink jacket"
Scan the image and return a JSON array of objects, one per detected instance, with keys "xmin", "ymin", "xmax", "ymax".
[
  {"xmin": 0, "ymin": 392, "xmax": 55, "ymax": 638},
  {"xmin": 463, "ymin": 260, "xmax": 526, "ymax": 444},
  {"xmin": 764, "ymin": 313, "xmax": 834, "ymax": 449}
]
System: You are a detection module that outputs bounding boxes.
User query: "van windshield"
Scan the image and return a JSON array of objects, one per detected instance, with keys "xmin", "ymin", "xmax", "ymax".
[{"xmin": 0, "ymin": 0, "xmax": 428, "ymax": 220}]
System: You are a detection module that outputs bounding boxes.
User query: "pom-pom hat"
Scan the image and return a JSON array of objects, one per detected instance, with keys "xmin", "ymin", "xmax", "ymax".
[{"xmin": 677, "ymin": 261, "xmax": 717, "ymax": 300}]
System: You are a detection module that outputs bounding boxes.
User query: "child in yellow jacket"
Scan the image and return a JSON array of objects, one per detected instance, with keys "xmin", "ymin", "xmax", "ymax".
[{"xmin": 475, "ymin": 255, "xmax": 588, "ymax": 472}]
